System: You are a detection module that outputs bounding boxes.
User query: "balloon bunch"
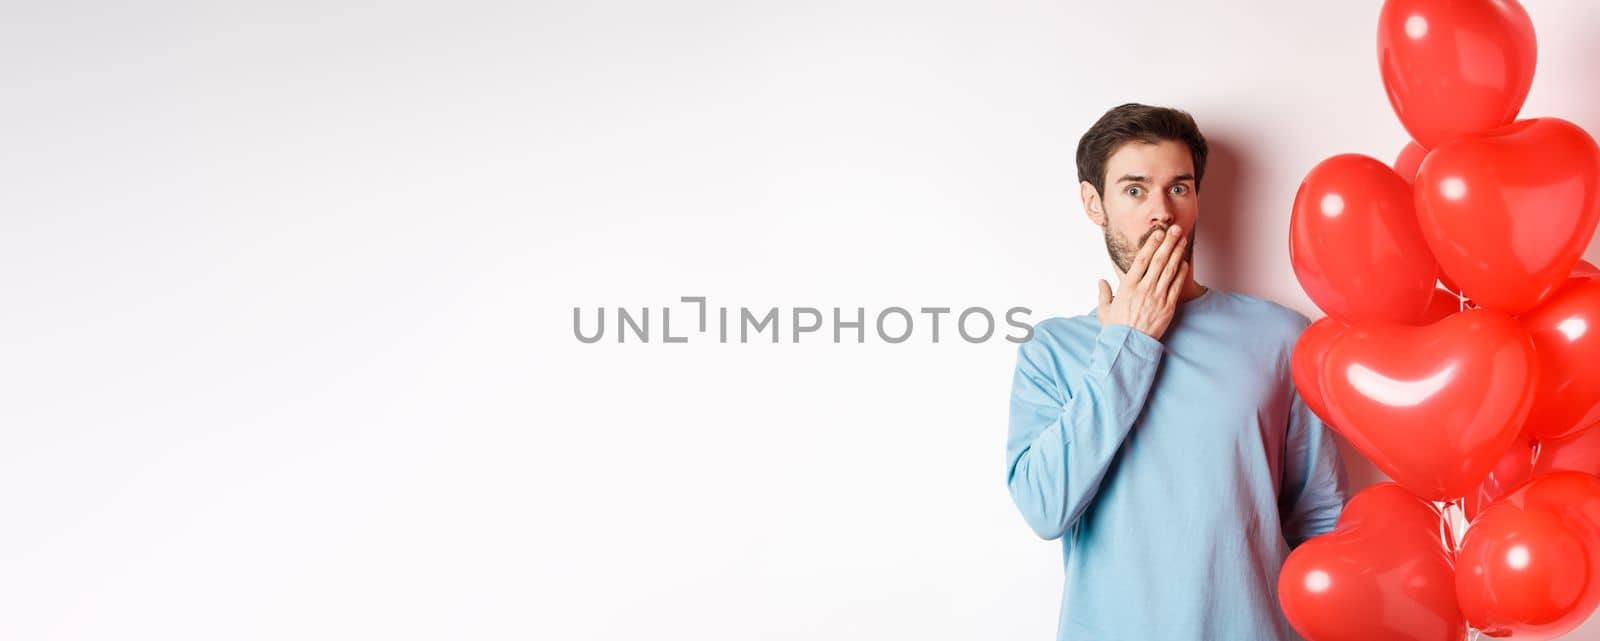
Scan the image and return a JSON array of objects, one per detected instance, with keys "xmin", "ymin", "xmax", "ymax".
[{"xmin": 1279, "ymin": 1, "xmax": 1600, "ymax": 639}]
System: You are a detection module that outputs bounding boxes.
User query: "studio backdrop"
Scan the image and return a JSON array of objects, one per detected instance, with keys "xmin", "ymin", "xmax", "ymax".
[{"xmin": 8, "ymin": 1, "xmax": 1600, "ymax": 639}]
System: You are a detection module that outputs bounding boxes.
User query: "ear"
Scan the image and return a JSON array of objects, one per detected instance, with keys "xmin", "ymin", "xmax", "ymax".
[{"xmin": 1080, "ymin": 181, "xmax": 1107, "ymax": 227}]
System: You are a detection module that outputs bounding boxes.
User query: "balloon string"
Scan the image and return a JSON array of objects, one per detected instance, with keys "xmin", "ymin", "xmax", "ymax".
[
  {"xmin": 1436, "ymin": 502, "xmax": 1453, "ymax": 551},
  {"xmin": 1449, "ymin": 499, "xmax": 1467, "ymax": 551}
]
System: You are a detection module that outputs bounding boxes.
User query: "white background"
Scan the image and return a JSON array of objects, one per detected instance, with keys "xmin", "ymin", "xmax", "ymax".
[{"xmin": 7, "ymin": 0, "xmax": 1600, "ymax": 639}]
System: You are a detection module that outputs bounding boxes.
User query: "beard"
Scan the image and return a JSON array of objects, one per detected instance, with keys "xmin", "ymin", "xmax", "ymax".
[{"xmin": 1104, "ymin": 223, "xmax": 1196, "ymax": 274}]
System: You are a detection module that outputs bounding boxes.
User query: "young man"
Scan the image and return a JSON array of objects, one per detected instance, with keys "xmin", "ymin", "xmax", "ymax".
[{"xmin": 1004, "ymin": 103, "xmax": 1348, "ymax": 640}]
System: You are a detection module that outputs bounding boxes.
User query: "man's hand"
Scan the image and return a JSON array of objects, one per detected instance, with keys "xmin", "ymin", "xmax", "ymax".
[{"xmin": 1097, "ymin": 225, "xmax": 1189, "ymax": 341}]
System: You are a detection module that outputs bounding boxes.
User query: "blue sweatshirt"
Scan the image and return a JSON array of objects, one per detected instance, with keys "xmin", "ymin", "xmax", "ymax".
[{"xmin": 1005, "ymin": 288, "xmax": 1348, "ymax": 640}]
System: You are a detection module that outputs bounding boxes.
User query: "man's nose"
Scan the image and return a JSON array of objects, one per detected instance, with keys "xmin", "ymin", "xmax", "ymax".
[{"xmin": 1149, "ymin": 195, "xmax": 1176, "ymax": 226}]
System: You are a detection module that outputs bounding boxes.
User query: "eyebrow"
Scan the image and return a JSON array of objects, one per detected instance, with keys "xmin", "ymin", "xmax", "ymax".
[{"xmin": 1115, "ymin": 173, "xmax": 1194, "ymax": 184}]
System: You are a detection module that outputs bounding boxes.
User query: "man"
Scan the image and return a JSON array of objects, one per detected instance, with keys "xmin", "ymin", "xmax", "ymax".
[{"xmin": 1004, "ymin": 103, "xmax": 1348, "ymax": 640}]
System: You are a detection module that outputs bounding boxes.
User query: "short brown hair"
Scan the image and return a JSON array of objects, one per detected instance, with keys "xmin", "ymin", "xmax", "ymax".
[{"xmin": 1076, "ymin": 103, "xmax": 1208, "ymax": 197}]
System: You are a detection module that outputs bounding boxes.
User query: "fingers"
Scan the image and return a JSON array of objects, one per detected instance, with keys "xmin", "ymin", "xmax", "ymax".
[
  {"xmin": 1166, "ymin": 261, "xmax": 1190, "ymax": 307},
  {"xmin": 1098, "ymin": 279, "xmax": 1113, "ymax": 311},
  {"xmin": 1122, "ymin": 229, "xmax": 1164, "ymax": 286},
  {"xmin": 1140, "ymin": 225, "xmax": 1183, "ymax": 291},
  {"xmin": 1154, "ymin": 233, "xmax": 1188, "ymax": 294}
]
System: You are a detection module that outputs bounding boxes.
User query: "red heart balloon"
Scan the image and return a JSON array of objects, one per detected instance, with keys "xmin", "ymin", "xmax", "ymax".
[
  {"xmin": 1439, "ymin": 274, "xmax": 1462, "ymax": 297},
  {"xmin": 1457, "ymin": 472, "xmax": 1600, "ymax": 640},
  {"xmin": 1394, "ymin": 140, "xmax": 1427, "ymax": 183},
  {"xmin": 1535, "ymin": 425, "xmax": 1600, "ymax": 478},
  {"xmin": 1520, "ymin": 278, "xmax": 1600, "ymax": 440},
  {"xmin": 1464, "ymin": 425, "xmax": 1600, "ymax": 521},
  {"xmin": 1429, "ymin": 263, "xmax": 1587, "ymax": 302},
  {"xmin": 1414, "ymin": 118, "xmax": 1600, "ymax": 314},
  {"xmin": 1419, "ymin": 287, "xmax": 1461, "ymax": 325},
  {"xmin": 1291, "ymin": 154, "xmax": 1439, "ymax": 324},
  {"xmin": 1321, "ymin": 309, "xmax": 1537, "ymax": 500},
  {"xmin": 1292, "ymin": 317, "xmax": 1346, "ymax": 425},
  {"xmin": 1279, "ymin": 483, "xmax": 1462, "ymax": 641},
  {"xmin": 1463, "ymin": 437, "xmax": 1535, "ymax": 522},
  {"xmin": 1293, "ymin": 301, "xmax": 1455, "ymax": 431},
  {"xmin": 1377, "ymin": 0, "xmax": 1536, "ymax": 150}
]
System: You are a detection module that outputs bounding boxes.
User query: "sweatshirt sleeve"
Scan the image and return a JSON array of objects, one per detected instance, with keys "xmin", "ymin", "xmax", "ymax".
[
  {"xmin": 1277, "ymin": 383, "xmax": 1350, "ymax": 548},
  {"xmin": 1005, "ymin": 323, "xmax": 1165, "ymax": 541}
]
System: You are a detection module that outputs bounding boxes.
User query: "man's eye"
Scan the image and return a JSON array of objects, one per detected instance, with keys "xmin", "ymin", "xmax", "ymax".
[
  {"xmin": 1170, "ymin": 184, "xmax": 1189, "ymax": 195},
  {"xmin": 1127, "ymin": 186, "xmax": 1143, "ymax": 197}
]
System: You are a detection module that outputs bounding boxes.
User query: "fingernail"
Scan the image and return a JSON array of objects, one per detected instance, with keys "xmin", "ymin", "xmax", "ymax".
[{"xmin": 1171, "ymin": 225, "xmax": 1182, "ymax": 235}]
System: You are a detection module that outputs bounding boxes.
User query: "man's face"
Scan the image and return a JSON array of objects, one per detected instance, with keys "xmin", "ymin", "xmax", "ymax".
[{"xmin": 1082, "ymin": 139, "xmax": 1199, "ymax": 274}]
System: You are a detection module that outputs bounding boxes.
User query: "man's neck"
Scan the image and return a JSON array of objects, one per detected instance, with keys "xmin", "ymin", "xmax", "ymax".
[{"xmin": 1179, "ymin": 280, "xmax": 1208, "ymax": 303}]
